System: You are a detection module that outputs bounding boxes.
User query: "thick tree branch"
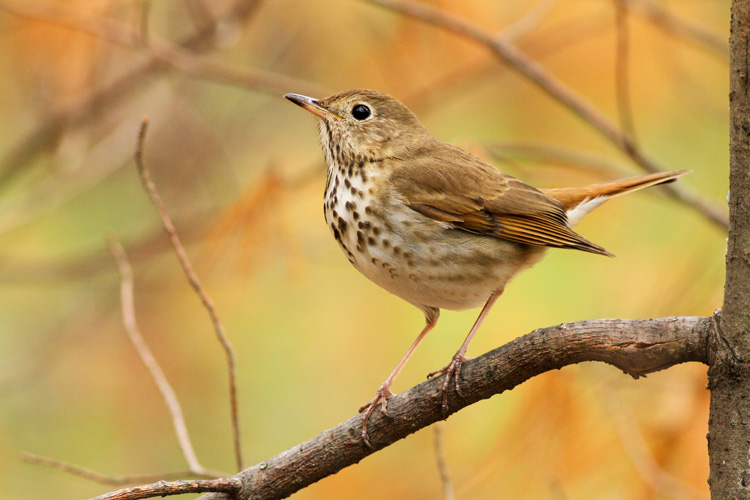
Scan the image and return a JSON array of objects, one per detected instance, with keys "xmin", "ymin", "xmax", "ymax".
[
  {"xmin": 188, "ymin": 316, "xmax": 710, "ymax": 500},
  {"xmin": 708, "ymin": 0, "xmax": 750, "ymax": 495}
]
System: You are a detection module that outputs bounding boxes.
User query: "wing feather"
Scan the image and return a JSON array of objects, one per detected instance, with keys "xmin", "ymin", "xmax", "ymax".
[{"xmin": 391, "ymin": 142, "xmax": 611, "ymax": 256}]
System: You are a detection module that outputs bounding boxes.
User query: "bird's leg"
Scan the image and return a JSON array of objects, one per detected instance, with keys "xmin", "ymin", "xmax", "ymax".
[
  {"xmin": 359, "ymin": 310, "xmax": 439, "ymax": 448},
  {"xmin": 428, "ymin": 288, "xmax": 504, "ymax": 418}
]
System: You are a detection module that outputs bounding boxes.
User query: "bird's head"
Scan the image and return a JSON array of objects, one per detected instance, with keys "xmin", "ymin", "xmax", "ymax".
[{"xmin": 285, "ymin": 89, "xmax": 431, "ymax": 163}]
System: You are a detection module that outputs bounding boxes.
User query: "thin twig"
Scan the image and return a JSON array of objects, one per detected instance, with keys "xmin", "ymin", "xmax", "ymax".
[
  {"xmin": 632, "ymin": 0, "xmax": 728, "ymax": 58},
  {"xmin": 134, "ymin": 118, "xmax": 244, "ymax": 471},
  {"xmin": 433, "ymin": 422, "xmax": 454, "ymax": 500},
  {"xmin": 614, "ymin": 0, "xmax": 637, "ymax": 144},
  {"xmin": 363, "ymin": 0, "xmax": 728, "ymax": 230},
  {"xmin": 483, "ymin": 141, "xmax": 627, "ymax": 179},
  {"xmin": 138, "ymin": 0, "xmax": 151, "ymax": 46},
  {"xmin": 21, "ymin": 453, "xmax": 216, "ymax": 486},
  {"xmin": 87, "ymin": 477, "xmax": 242, "ymax": 500},
  {"xmin": 602, "ymin": 390, "xmax": 709, "ymax": 500},
  {"xmin": 502, "ymin": 0, "xmax": 561, "ymax": 42},
  {"xmin": 107, "ymin": 234, "xmax": 223, "ymax": 477},
  {"xmin": 182, "ymin": 0, "xmax": 217, "ymax": 34}
]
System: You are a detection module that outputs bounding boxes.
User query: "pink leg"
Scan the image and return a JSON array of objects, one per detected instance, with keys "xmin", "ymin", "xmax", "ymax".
[
  {"xmin": 428, "ymin": 288, "xmax": 504, "ymax": 417},
  {"xmin": 359, "ymin": 312, "xmax": 439, "ymax": 447}
]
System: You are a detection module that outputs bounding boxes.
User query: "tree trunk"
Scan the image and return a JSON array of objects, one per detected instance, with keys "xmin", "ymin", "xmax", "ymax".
[{"xmin": 708, "ymin": 0, "xmax": 750, "ymax": 497}]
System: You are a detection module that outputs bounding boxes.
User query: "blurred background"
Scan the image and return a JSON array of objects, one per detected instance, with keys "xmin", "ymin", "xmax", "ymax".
[{"xmin": 0, "ymin": 0, "xmax": 728, "ymax": 499}]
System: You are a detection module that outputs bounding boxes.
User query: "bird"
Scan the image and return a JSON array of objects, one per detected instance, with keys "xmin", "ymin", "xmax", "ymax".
[{"xmin": 285, "ymin": 88, "xmax": 688, "ymax": 447}]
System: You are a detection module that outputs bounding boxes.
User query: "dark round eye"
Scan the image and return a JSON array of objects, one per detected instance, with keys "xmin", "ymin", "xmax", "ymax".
[{"xmin": 351, "ymin": 104, "xmax": 371, "ymax": 120}]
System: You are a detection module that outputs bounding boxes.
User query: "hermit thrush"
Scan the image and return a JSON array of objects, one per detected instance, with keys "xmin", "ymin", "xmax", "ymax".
[{"xmin": 285, "ymin": 89, "xmax": 687, "ymax": 446}]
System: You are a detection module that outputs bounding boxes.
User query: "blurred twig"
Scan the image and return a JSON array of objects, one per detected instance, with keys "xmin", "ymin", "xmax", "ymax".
[
  {"xmin": 614, "ymin": 0, "xmax": 638, "ymax": 144},
  {"xmin": 0, "ymin": 1, "xmax": 328, "ymax": 97},
  {"xmin": 107, "ymin": 235, "xmax": 225, "ymax": 478},
  {"xmin": 86, "ymin": 477, "xmax": 242, "ymax": 500},
  {"xmin": 483, "ymin": 141, "xmax": 630, "ymax": 179},
  {"xmin": 134, "ymin": 118, "xmax": 244, "ymax": 471},
  {"xmin": 0, "ymin": 0, "xmax": 321, "ymax": 188},
  {"xmin": 503, "ymin": 0, "xmax": 561, "ymax": 42},
  {"xmin": 632, "ymin": 0, "xmax": 728, "ymax": 58},
  {"xmin": 363, "ymin": 0, "xmax": 728, "ymax": 230},
  {"xmin": 21, "ymin": 453, "xmax": 217, "ymax": 486},
  {"xmin": 138, "ymin": 0, "xmax": 150, "ymax": 45},
  {"xmin": 182, "ymin": 0, "xmax": 217, "ymax": 34},
  {"xmin": 433, "ymin": 422, "xmax": 454, "ymax": 500},
  {"xmin": 602, "ymin": 392, "xmax": 709, "ymax": 500}
]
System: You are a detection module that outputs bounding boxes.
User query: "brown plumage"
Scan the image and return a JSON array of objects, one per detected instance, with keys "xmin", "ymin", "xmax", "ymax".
[{"xmin": 285, "ymin": 88, "xmax": 689, "ymax": 446}]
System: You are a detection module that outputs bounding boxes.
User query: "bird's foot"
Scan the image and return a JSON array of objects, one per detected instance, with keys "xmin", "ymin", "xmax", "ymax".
[
  {"xmin": 358, "ymin": 384, "xmax": 394, "ymax": 448},
  {"xmin": 428, "ymin": 353, "xmax": 472, "ymax": 418}
]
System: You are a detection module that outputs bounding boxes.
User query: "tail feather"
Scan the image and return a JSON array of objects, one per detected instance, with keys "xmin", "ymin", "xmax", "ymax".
[{"xmin": 541, "ymin": 170, "xmax": 690, "ymax": 227}]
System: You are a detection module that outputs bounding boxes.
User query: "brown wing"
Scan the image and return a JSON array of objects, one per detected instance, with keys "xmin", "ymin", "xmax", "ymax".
[{"xmin": 390, "ymin": 143, "xmax": 611, "ymax": 256}]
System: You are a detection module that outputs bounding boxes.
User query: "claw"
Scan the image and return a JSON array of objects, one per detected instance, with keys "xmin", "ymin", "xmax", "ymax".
[
  {"xmin": 428, "ymin": 353, "xmax": 470, "ymax": 418},
  {"xmin": 359, "ymin": 385, "xmax": 394, "ymax": 448}
]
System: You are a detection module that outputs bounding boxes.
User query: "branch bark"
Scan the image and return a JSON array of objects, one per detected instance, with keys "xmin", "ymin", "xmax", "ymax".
[
  {"xmin": 191, "ymin": 316, "xmax": 710, "ymax": 500},
  {"xmin": 707, "ymin": 0, "xmax": 750, "ymax": 496}
]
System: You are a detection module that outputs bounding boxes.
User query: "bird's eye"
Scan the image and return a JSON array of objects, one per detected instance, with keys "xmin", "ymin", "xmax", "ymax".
[{"xmin": 351, "ymin": 104, "xmax": 371, "ymax": 120}]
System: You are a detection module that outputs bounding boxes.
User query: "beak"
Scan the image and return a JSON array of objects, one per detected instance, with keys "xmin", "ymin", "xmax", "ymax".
[{"xmin": 284, "ymin": 93, "xmax": 342, "ymax": 120}]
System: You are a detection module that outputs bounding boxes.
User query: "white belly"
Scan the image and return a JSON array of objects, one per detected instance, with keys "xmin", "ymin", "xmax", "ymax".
[{"xmin": 324, "ymin": 168, "xmax": 546, "ymax": 311}]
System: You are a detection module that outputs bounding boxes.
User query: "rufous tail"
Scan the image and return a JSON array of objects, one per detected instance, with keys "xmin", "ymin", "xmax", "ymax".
[{"xmin": 541, "ymin": 170, "xmax": 690, "ymax": 211}]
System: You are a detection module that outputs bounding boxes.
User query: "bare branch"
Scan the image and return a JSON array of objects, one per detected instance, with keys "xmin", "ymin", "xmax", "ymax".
[
  {"xmin": 0, "ymin": 0, "xmax": 325, "ymax": 188},
  {"xmin": 134, "ymin": 118, "xmax": 244, "ymax": 471},
  {"xmin": 107, "ymin": 235, "xmax": 224, "ymax": 477},
  {"xmin": 21, "ymin": 453, "xmax": 213, "ymax": 486},
  {"xmin": 0, "ymin": 1, "xmax": 328, "ymax": 99},
  {"xmin": 191, "ymin": 316, "xmax": 709, "ymax": 500},
  {"xmin": 138, "ymin": 0, "xmax": 151, "ymax": 46},
  {"xmin": 86, "ymin": 477, "xmax": 242, "ymax": 500},
  {"xmin": 614, "ymin": 0, "xmax": 637, "ymax": 143},
  {"xmin": 603, "ymin": 398, "xmax": 709, "ymax": 500},
  {"xmin": 632, "ymin": 0, "xmax": 728, "ymax": 58},
  {"xmin": 362, "ymin": 0, "xmax": 728, "ymax": 230},
  {"xmin": 502, "ymin": 0, "xmax": 561, "ymax": 42},
  {"xmin": 483, "ymin": 141, "xmax": 628, "ymax": 178},
  {"xmin": 433, "ymin": 422, "xmax": 454, "ymax": 500}
]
